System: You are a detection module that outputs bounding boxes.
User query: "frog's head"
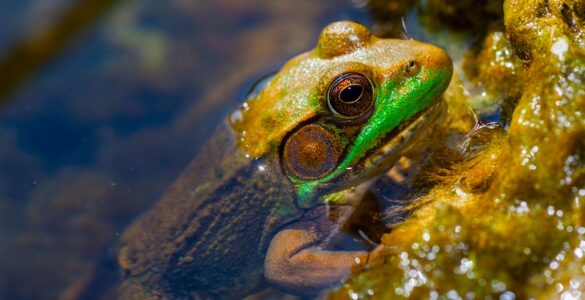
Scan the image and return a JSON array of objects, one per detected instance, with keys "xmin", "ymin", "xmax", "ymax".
[{"xmin": 231, "ymin": 21, "xmax": 452, "ymax": 209}]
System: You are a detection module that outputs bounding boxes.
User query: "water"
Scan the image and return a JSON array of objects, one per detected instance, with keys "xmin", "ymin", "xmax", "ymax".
[{"xmin": 0, "ymin": 1, "xmax": 370, "ymax": 298}]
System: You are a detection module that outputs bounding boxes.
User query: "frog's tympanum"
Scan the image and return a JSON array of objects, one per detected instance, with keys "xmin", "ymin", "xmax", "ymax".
[{"xmin": 117, "ymin": 21, "xmax": 452, "ymax": 299}]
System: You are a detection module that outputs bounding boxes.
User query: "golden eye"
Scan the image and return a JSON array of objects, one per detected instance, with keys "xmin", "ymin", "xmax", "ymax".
[{"xmin": 327, "ymin": 73, "xmax": 374, "ymax": 118}]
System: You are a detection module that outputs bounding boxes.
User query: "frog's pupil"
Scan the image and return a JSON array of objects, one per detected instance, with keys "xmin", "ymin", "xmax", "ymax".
[
  {"xmin": 327, "ymin": 72, "xmax": 374, "ymax": 118},
  {"xmin": 340, "ymin": 85, "xmax": 363, "ymax": 103}
]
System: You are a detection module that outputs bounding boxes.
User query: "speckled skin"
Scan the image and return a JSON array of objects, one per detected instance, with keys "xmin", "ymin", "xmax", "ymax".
[
  {"xmin": 117, "ymin": 21, "xmax": 452, "ymax": 299},
  {"xmin": 118, "ymin": 124, "xmax": 301, "ymax": 299}
]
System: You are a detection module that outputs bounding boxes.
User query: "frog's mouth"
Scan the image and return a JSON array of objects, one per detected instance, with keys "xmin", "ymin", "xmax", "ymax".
[
  {"xmin": 331, "ymin": 99, "xmax": 445, "ymax": 196},
  {"xmin": 296, "ymin": 99, "xmax": 445, "ymax": 208},
  {"xmin": 362, "ymin": 99, "xmax": 444, "ymax": 173}
]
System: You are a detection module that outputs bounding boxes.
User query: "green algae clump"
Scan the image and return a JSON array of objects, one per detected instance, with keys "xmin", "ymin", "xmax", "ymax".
[{"xmin": 331, "ymin": 0, "xmax": 584, "ymax": 299}]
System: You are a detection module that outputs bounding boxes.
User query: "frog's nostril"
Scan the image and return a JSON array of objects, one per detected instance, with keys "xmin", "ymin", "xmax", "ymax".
[{"xmin": 404, "ymin": 60, "xmax": 420, "ymax": 77}]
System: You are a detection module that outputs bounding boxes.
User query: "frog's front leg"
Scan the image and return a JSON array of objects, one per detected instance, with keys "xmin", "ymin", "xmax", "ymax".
[{"xmin": 264, "ymin": 204, "xmax": 368, "ymax": 296}]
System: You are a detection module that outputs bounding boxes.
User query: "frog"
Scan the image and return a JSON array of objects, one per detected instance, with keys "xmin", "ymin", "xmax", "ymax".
[{"xmin": 116, "ymin": 21, "xmax": 452, "ymax": 299}]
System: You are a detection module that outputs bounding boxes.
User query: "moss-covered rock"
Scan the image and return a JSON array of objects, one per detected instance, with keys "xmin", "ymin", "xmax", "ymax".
[{"xmin": 331, "ymin": 0, "xmax": 584, "ymax": 298}]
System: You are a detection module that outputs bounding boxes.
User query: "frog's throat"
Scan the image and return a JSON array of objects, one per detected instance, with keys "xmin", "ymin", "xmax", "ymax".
[{"xmin": 296, "ymin": 68, "xmax": 450, "ymax": 208}]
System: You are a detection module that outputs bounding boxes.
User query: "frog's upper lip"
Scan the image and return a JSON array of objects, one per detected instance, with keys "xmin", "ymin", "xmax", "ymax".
[
  {"xmin": 321, "ymin": 99, "xmax": 444, "ymax": 198},
  {"xmin": 320, "ymin": 99, "xmax": 443, "ymax": 203},
  {"xmin": 358, "ymin": 99, "xmax": 444, "ymax": 177}
]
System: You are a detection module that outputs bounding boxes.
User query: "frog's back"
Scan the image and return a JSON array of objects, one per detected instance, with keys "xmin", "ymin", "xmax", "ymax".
[{"xmin": 117, "ymin": 122, "xmax": 299, "ymax": 299}]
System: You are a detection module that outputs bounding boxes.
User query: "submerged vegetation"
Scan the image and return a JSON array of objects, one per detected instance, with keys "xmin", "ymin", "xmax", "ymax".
[{"xmin": 332, "ymin": 0, "xmax": 584, "ymax": 298}]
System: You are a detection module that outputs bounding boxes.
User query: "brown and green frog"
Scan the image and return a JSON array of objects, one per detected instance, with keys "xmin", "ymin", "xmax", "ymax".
[{"xmin": 116, "ymin": 21, "xmax": 452, "ymax": 299}]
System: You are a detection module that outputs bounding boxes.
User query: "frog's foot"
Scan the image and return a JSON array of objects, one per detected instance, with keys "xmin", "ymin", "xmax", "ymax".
[{"xmin": 264, "ymin": 205, "xmax": 368, "ymax": 297}]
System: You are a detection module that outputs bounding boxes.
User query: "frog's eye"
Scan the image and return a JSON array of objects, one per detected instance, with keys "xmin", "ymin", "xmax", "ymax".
[{"xmin": 327, "ymin": 73, "xmax": 374, "ymax": 118}]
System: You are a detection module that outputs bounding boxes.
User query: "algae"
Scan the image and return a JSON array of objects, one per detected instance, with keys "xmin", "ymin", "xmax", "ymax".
[{"xmin": 331, "ymin": 0, "xmax": 584, "ymax": 298}]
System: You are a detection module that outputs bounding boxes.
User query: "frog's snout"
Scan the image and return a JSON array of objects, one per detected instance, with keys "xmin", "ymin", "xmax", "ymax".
[
  {"xmin": 403, "ymin": 41, "xmax": 453, "ymax": 92},
  {"xmin": 426, "ymin": 43, "xmax": 453, "ymax": 90}
]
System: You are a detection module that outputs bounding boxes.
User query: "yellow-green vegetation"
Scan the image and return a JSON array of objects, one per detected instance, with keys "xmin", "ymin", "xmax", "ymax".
[{"xmin": 331, "ymin": 0, "xmax": 584, "ymax": 298}]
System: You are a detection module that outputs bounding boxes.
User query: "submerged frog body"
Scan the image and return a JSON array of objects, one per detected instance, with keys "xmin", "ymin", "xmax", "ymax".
[{"xmin": 118, "ymin": 21, "xmax": 452, "ymax": 299}]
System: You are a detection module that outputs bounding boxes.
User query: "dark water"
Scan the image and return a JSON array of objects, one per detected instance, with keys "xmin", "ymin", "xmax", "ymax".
[{"xmin": 0, "ymin": 1, "xmax": 372, "ymax": 298}]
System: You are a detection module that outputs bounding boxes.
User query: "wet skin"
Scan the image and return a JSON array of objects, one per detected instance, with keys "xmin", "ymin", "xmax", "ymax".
[{"xmin": 117, "ymin": 21, "xmax": 452, "ymax": 299}]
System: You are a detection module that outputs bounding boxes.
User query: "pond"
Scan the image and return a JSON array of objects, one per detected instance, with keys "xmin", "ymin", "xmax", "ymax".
[{"xmin": 0, "ymin": 0, "xmax": 583, "ymax": 299}]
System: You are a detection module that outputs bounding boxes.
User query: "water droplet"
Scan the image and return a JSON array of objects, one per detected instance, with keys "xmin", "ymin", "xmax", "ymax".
[
  {"xmin": 422, "ymin": 231, "xmax": 430, "ymax": 242},
  {"xmin": 551, "ymin": 37, "xmax": 569, "ymax": 61},
  {"xmin": 499, "ymin": 291, "xmax": 515, "ymax": 300},
  {"xmin": 550, "ymin": 261, "xmax": 559, "ymax": 270}
]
